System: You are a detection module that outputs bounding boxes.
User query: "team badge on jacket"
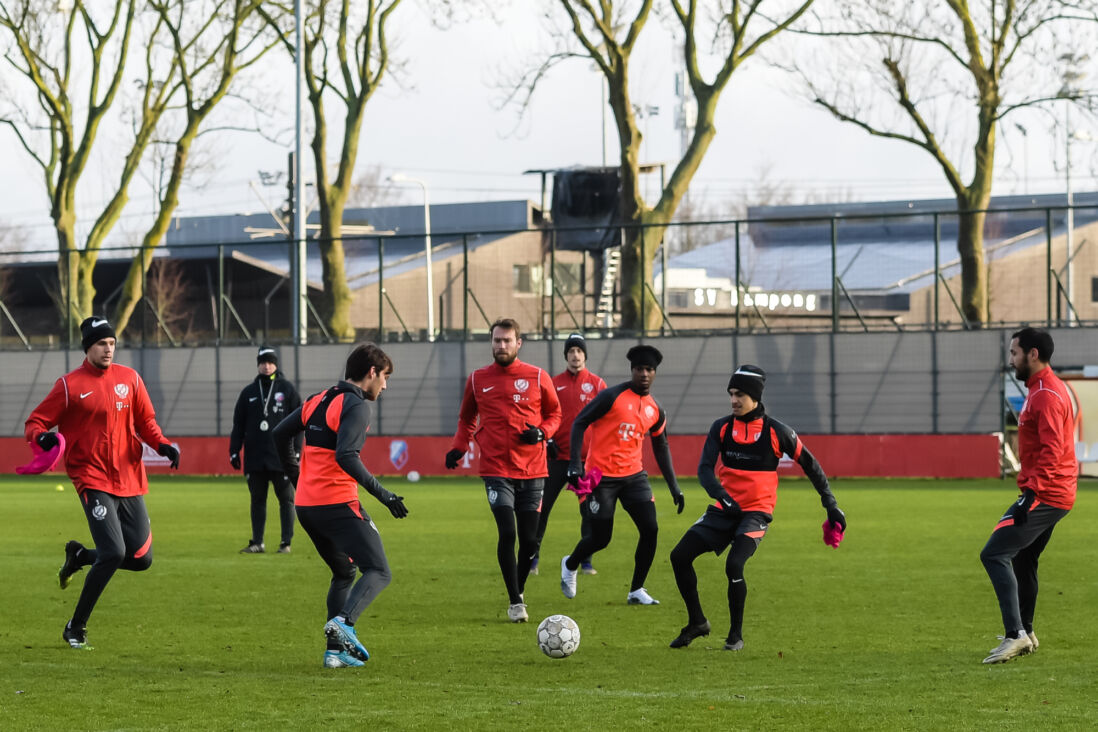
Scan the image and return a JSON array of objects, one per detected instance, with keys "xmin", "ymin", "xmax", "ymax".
[
  {"xmin": 115, "ymin": 384, "xmax": 129, "ymax": 398},
  {"xmin": 514, "ymin": 379, "xmax": 529, "ymax": 393}
]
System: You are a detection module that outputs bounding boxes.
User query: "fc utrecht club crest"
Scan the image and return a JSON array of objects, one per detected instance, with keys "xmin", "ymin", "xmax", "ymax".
[
  {"xmin": 581, "ymin": 383, "xmax": 594, "ymax": 393},
  {"xmin": 644, "ymin": 405, "xmax": 655, "ymax": 419},
  {"xmin": 114, "ymin": 383, "xmax": 129, "ymax": 398},
  {"xmin": 488, "ymin": 489, "xmax": 499, "ymax": 505},
  {"xmin": 389, "ymin": 440, "xmax": 410, "ymax": 470},
  {"xmin": 589, "ymin": 499, "xmax": 600, "ymax": 515},
  {"xmin": 513, "ymin": 379, "xmax": 529, "ymax": 393}
]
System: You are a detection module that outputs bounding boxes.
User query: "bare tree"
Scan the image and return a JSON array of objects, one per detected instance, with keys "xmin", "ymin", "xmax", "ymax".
[
  {"xmin": 0, "ymin": 1, "xmax": 139, "ymax": 337},
  {"xmin": 790, "ymin": 0, "xmax": 1098, "ymax": 324},
  {"xmin": 112, "ymin": 0, "xmax": 281, "ymax": 333},
  {"xmin": 141, "ymin": 257, "xmax": 195, "ymax": 344},
  {"xmin": 510, "ymin": 1, "xmax": 814, "ymax": 332},
  {"xmin": 347, "ymin": 163, "xmax": 407, "ymax": 208},
  {"xmin": 264, "ymin": 0, "xmax": 405, "ymax": 340}
]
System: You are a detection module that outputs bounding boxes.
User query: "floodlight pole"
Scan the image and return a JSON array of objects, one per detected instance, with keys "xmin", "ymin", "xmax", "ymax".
[
  {"xmin": 293, "ymin": 0, "xmax": 308, "ymax": 345},
  {"xmin": 390, "ymin": 174, "xmax": 435, "ymax": 341}
]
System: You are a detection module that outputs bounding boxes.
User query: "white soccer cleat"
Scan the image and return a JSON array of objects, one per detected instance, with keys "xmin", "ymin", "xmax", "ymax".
[
  {"xmin": 560, "ymin": 555, "xmax": 578, "ymax": 599},
  {"xmin": 626, "ymin": 587, "xmax": 659, "ymax": 605},
  {"xmin": 1027, "ymin": 632, "xmax": 1039, "ymax": 652},
  {"xmin": 507, "ymin": 602, "xmax": 529, "ymax": 623},
  {"xmin": 982, "ymin": 634, "xmax": 1033, "ymax": 664}
]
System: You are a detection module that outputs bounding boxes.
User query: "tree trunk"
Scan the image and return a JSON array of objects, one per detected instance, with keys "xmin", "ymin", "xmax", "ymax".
[
  {"xmin": 316, "ymin": 193, "xmax": 355, "ymax": 341},
  {"xmin": 955, "ymin": 196, "xmax": 989, "ymax": 325},
  {"xmin": 619, "ymin": 218, "xmax": 667, "ymax": 334}
]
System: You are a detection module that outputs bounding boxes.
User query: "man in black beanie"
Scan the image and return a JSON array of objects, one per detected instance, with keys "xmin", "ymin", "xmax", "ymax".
[
  {"xmin": 530, "ymin": 333, "xmax": 606, "ymax": 576},
  {"xmin": 229, "ymin": 346, "xmax": 302, "ymax": 553},
  {"xmin": 668, "ymin": 364, "xmax": 846, "ymax": 652},
  {"xmin": 24, "ymin": 316, "xmax": 180, "ymax": 650},
  {"xmin": 560, "ymin": 343, "xmax": 684, "ymax": 606}
]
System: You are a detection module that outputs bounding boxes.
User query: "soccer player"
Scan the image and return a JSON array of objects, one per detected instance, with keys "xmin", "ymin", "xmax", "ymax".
[
  {"xmin": 668, "ymin": 365, "xmax": 845, "ymax": 651},
  {"xmin": 979, "ymin": 327, "xmax": 1076, "ymax": 664},
  {"xmin": 272, "ymin": 343, "xmax": 409, "ymax": 669},
  {"xmin": 444, "ymin": 318, "xmax": 562, "ymax": 623},
  {"xmin": 531, "ymin": 333, "xmax": 606, "ymax": 576},
  {"xmin": 24, "ymin": 317, "xmax": 181, "ymax": 650},
  {"xmin": 560, "ymin": 344, "xmax": 685, "ymax": 606},
  {"xmin": 229, "ymin": 346, "xmax": 302, "ymax": 554}
]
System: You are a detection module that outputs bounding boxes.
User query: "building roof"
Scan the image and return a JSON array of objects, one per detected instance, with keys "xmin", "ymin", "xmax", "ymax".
[{"xmin": 659, "ymin": 192, "xmax": 1098, "ymax": 294}]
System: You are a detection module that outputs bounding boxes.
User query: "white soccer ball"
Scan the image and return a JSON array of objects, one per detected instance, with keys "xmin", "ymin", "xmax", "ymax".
[
  {"xmin": 407, "ymin": 470, "xmax": 420, "ymax": 482},
  {"xmin": 537, "ymin": 614, "xmax": 580, "ymax": 658}
]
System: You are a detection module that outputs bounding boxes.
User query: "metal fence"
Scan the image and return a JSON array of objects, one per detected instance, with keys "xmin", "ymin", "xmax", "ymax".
[{"xmin": 1, "ymin": 201, "xmax": 1096, "ymax": 350}]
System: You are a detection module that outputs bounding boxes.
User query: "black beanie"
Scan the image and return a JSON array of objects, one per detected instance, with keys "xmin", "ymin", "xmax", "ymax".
[
  {"xmin": 257, "ymin": 346, "xmax": 278, "ymax": 366},
  {"xmin": 563, "ymin": 333, "xmax": 587, "ymax": 358},
  {"xmin": 728, "ymin": 364, "xmax": 766, "ymax": 402},
  {"xmin": 627, "ymin": 344, "xmax": 663, "ymax": 369},
  {"xmin": 80, "ymin": 317, "xmax": 117, "ymax": 352}
]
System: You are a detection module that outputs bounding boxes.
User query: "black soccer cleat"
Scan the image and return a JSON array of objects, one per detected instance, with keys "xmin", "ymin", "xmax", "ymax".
[
  {"xmin": 669, "ymin": 620, "xmax": 711, "ymax": 648},
  {"xmin": 62, "ymin": 622, "xmax": 92, "ymax": 650},
  {"xmin": 58, "ymin": 540, "xmax": 85, "ymax": 590}
]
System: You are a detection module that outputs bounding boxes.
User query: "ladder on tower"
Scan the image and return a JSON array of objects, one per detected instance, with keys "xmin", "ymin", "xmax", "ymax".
[{"xmin": 595, "ymin": 247, "xmax": 621, "ymax": 328}]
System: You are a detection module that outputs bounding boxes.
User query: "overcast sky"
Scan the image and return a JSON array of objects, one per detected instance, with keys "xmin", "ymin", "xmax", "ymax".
[{"xmin": 1, "ymin": 1, "xmax": 1094, "ymax": 251}]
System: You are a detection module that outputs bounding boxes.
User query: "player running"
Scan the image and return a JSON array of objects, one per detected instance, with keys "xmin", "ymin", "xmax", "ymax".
[
  {"xmin": 668, "ymin": 365, "xmax": 845, "ymax": 651},
  {"xmin": 445, "ymin": 318, "xmax": 562, "ymax": 623},
  {"xmin": 560, "ymin": 344, "xmax": 685, "ymax": 606},
  {"xmin": 272, "ymin": 344, "xmax": 408, "ymax": 668},
  {"xmin": 531, "ymin": 333, "xmax": 606, "ymax": 576},
  {"xmin": 24, "ymin": 317, "xmax": 180, "ymax": 650}
]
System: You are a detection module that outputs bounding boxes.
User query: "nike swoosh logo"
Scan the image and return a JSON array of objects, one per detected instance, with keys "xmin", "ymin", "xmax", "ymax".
[
  {"xmin": 731, "ymin": 578, "xmax": 744, "ymax": 583},
  {"xmin": 249, "ymin": 397, "xmax": 258, "ymax": 402},
  {"xmin": 556, "ymin": 386, "xmax": 567, "ymax": 391},
  {"xmin": 80, "ymin": 391, "xmax": 93, "ymax": 399},
  {"xmin": 482, "ymin": 386, "xmax": 494, "ymax": 392}
]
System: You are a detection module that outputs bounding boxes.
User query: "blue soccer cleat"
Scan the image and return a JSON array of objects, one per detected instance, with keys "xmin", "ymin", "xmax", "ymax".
[
  {"xmin": 324, "ymin": 617, "xmax": 370, "ymax": 662},
  {"xmin": 323, "ymin": 649, "xmax": 365, "ymax": 668}
]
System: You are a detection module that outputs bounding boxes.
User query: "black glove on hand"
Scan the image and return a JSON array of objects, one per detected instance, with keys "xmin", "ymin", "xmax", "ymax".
[
  {"xmin": 717, "ymin": 494, "xmax": 741, "ymax": 515},
  {"xmin": 546, "ymin": 439, "xmax": 560, "ymax": 460},
  {"xmin": 286, "ymin": 463, "xmax": 300, "ymax": 485},
  {"xmin": 566, "ymin": 466, "xmax": 584, "ymax": 487},
  {"xmin": 387, "ymin": 495, "xmax": 409, "ymax": 519},
  {"xmin": 157, "ymin": 443, "xmax": 180, "ymax": 470},
  {"xmin": 518, "ymin": 423, "xmax": 545, "ymax": 445},
  {"xmin": 1011, "ymin": 490, "xmax": 1036, "ymax": 525},
  {"xmin": 444, "ymin": 449, "xmax": 464, "ymax": 470},
  {"xmin": 826, "ymin": 505, "xmax": 847, "ymax": 531},
  {"xmin": 672, "ymin": 490, "xmax": 685, "ymax": 514},
  {"xmin": 36, "ymin": 432, "xmax": 59, "ymax": 451},
  {"xmin": 230, "ymin": 453, "xmax": 241, "ymax": 470}
]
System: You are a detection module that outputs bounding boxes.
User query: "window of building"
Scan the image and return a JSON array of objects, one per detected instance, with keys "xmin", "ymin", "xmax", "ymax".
[
  {"xmin": 1092, "ymin": 277, "xmax": 1098, "ymax": 302},
  {"xmin": 513, "ymin": 264, "xmax": 543, "ymax": 294}
]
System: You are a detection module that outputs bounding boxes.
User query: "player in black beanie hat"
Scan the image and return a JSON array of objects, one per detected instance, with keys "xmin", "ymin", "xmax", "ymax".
[
  {"xmin": 80, "ymin": 317, "xmax": 117, "ymax": 352},
  {"xmin": 563, "ymin": 333, "xmax": 587, "ymax": 359},
  {"xmin": 727, "ymin": 365, "xmax": 765, "ymax": 402}
]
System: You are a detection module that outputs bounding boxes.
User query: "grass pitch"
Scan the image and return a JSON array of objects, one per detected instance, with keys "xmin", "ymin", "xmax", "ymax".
[{"xmin": 2, "ymin": 475, "xmax": 1096, "ymax": 730}]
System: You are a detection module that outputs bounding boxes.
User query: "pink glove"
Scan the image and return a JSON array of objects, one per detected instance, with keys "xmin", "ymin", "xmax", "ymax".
[
  {"xmin": 567, "ymin": 466, "xmax": 602, "ymax": 497},
  {"xmin": 822, "ymin": 520, "xmax": 845, "ymax": 548},
  {"xmin": 17, "ymin": 433, "xmax": 67, "ymax": 475}
]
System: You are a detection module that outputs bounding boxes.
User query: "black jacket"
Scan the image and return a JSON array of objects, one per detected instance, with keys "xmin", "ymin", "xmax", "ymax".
[{"xmin": 229, "ymin": 371, "xmax": 302, "ymax": 472}]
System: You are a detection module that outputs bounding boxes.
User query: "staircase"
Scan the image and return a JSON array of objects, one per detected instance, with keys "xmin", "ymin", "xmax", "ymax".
[{"xmin": 595, "ymin": 247, "xmax": 621, "ymax": 328}]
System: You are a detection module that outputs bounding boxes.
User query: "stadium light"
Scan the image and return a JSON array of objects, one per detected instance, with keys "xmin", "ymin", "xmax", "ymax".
[{"xmin": 389, "ymin": 174, "xmax": 434, "ymax": 342}]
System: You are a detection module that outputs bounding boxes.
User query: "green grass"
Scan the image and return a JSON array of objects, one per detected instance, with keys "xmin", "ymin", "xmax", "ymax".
[{"xmin": 2, "ymin": 475, "xmax": 1097, "ymax": 730}]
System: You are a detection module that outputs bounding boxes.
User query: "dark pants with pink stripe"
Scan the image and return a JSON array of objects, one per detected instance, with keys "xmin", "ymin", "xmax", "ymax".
[
  {"xmin": 72, "ymin": 489, "xmax": 153, "ymax": 627},
  {"xmin": 980, "ymin": 502, "xmax": 1069, "ymax": 637}
]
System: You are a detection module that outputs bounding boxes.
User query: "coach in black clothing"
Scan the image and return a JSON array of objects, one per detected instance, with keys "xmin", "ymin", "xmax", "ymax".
[{"xmin": 229, "ymin": 347, "xmax": 302, "ymax": 554}]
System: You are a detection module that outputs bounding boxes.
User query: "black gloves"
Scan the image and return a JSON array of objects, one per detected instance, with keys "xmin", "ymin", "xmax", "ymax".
[
  {"xmin": 285, "ymin": 463, "xmax": 300, "ymax": 485},
  {"xmin": 546, "ymin": 439, "xmax": 560, "ymax": 460},
  {"xmin": 716, "ymin": 493, "xmax": 741, "ymax": 515},
  {"xmin": 36, "ymin": 432, "xmax": 59, "ymax": 451},
  {"xmin": 671, "ymin": 489, "xmax": 685, "ymax": 514},
  {"xmin": 566, "ymin": 466, "xmax": 584, "ymax": 487},
  {"xmin": 826, "ymin": 506, "xmax": 847, "ymax": 531},
  {"xmin": 230, "ymin": 453, "xmax": 241, "ymax": 470},
  {"xmin": 386, "ymin": 495, "xmax": 409, "ymax": 519},
  {"xmin": 1011, "ymin": 490, "xmax": 1036, "ymax": 525},
  {"xmin": 157, "ymin": 443, "xmax": 180, "ymax": 470},
  {"xmin": 519, "ymin": 423, "xmax": 545, "ymax": 445},
  {"xmin": 445, "ymin": 449, "xmax": 464, "ymax": 469}
]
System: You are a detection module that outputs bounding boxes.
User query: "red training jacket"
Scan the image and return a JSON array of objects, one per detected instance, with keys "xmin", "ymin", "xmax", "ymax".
[
  {"xmin": 1016, "ymin": 365, "xmax": 1077, "ymax": 510},
  {"xmin": 24, "ymin": 360, "xmax": 168, "ymax": 497},
  {"xmin": 451, "ymin": 359, "xmax": 562, "ymax": 479},
  {"xmin": 551, "ymin": 368, "xmax": 606, "ymax": 456}
]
